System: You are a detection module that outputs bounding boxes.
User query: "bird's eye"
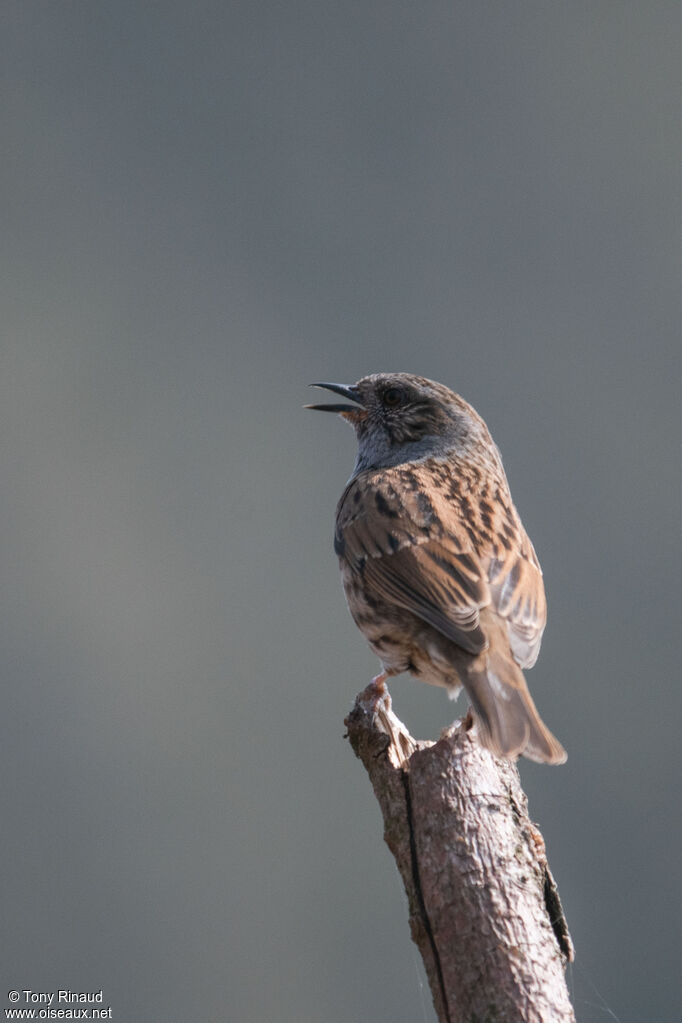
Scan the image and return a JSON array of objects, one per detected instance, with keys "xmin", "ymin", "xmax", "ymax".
[{"xmin": 383, "ymin": 387, "xmax": 403, "ymax": 408}]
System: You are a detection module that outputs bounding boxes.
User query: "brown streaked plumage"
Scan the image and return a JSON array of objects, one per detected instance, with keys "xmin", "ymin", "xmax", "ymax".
[{"xmin": 306, "ymin": 372, "xmax": 566, "ymax": 764}]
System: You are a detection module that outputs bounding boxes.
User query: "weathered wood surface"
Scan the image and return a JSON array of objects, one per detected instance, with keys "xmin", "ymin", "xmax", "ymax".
[{"xmin": 345, "ymin": 680, "xmax": 575, "ymax": 1023}]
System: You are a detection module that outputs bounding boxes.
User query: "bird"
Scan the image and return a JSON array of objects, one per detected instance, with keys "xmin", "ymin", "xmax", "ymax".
[{"xmin": 306, "ymin": 372, "xmax": 566, "ymax": 764}]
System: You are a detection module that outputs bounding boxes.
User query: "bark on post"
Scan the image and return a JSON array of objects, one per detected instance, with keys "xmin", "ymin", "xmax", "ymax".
[{"xmin": 345, "ymin": 679, "xmax": 575, "ymax": 1023}]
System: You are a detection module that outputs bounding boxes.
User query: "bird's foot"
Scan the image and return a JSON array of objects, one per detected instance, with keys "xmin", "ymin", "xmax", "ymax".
[
  {"xmin": 371, "ymin": 671, "xmax": 388, "ymax": 694},
  {"xmin": 440, "ymin": 707, "xmax": 473, "ymax": 741}
]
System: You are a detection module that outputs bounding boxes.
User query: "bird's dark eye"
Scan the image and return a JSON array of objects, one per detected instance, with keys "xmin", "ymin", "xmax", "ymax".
[{"xmin": 383, "ymin": 387, "xmax": 403, "ymax": 408}]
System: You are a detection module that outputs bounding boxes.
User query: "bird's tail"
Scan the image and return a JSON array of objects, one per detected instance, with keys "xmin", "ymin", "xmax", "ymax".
[{"xmin": 463, "ymin": 649, "xmax": 566, "ymax": 765}]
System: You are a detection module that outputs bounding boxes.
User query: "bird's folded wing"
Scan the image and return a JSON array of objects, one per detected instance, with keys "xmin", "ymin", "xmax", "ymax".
[
  {"xmin": 488, "ymin": 548, "xmax": 546, "ymax": 668},
  {"xmin": 337, "ymin": 475, "xmax": 547, "ymax": 666},
  {"xmin": 361, "ymin": 539, "xmax": 489, "ymax": 655}
]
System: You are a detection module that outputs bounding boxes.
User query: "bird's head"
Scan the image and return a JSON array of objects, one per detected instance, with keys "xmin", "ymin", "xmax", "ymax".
[{"xmin": 306, "ymin": 373, "xmax": 499, "ymax": 475}]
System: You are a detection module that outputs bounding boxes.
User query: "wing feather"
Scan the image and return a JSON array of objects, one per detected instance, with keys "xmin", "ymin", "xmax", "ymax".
[
  {"xmin": 362, "ymin": 542, "xmax": 488, "ymax": 655},
  {"xmin": 489, "ymin": 545, "xmax": 546, "ymax": 667},
  {"xmin": 336, "ymin": 470, "xmax": 546, "ymax": 667}
]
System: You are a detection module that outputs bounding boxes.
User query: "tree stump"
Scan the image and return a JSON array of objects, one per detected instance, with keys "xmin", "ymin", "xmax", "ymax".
[{"xmin": 345, "ymin": 679, "xmax": 575, "ymax": 1023}]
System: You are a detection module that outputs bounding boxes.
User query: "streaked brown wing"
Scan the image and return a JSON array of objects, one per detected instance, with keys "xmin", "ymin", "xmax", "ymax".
[
  {"xmin": 361, "ymin": 540, "xmax": 489, "ymax": 655},
  {"xmin": 488, "ymin": 543, "xmax": 547, "ymax": 668},
  {"xmin": 336, "ymin": 477, "xmax": 489, "ymax": 655},
  {"xmin": 336, "ymin": 469, "xmax": 547, "ymax": 666}
]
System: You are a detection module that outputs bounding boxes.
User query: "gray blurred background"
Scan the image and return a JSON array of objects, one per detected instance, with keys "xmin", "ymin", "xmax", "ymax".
[{"xmin": 2, "ymin": 4, "xmax": 679, "ymax": 1021}]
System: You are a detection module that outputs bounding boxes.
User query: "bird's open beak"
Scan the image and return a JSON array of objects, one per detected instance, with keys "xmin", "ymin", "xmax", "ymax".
[{"xmin": 304, "ymin": 382, "xmax": 364, "ymax": 415}]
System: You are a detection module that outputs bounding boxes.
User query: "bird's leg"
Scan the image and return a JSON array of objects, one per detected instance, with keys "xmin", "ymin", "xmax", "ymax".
[
  {"xmin": 362, "ymin": 671, "xmax": 416, "ymax": 767},
  {"xmin": 371, "ymin": 670, "xmax": 388, "ymax": 693}
]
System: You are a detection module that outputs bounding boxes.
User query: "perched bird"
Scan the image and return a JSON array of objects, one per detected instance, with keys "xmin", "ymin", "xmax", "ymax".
[{"xmin": 307, "ymin": 373, "xmax": 566, "ymax": 764}]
